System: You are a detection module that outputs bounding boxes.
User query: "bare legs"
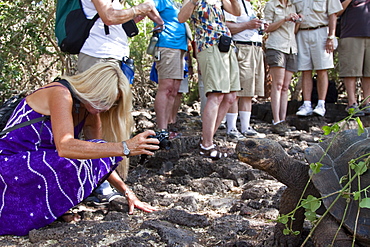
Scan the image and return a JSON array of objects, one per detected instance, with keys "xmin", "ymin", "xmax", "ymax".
[
  {"xmin": 154, "ymin": 78, "xmax": 181, "ymax": 129},
  {"xmin": 344, "ymin": 77, "xmax": 370, "ymax": 106},
  {"xmin": 270, "ymin": 67, "xmax": 293, "ymax": 123},
  {"xmin": 169, "ymin": 93, "xmax": 183, "ymax": 125},
  {"xmin": 202, "ymin": 92, "xmax": 237, "ymax": 147},
  {"xmin": 301, "ymin": 69, "xmax": 328, "ymax": 102}
]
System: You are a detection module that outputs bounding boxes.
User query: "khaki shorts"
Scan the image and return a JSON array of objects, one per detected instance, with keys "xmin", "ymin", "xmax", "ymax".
[
  {"xmin": 156, "ymin": 47, "xmax": 185, "ymax": 80},
  {"xmin": 236, "ymin": 44, "xmax": 265, "ymax": 97},
  {"xmin": 197, "ymin": 45, "xmax": 240, "ymax": 94},
  {"xmin": 338, "ymin": 37, "xmax": 370, "ymax": 77},
  {"xmin": 296, "ymin": 27, "xmax": 334, "ymax": 71},
  {"xmin": 265, "ymin": 49, "xmax": 298, "ymax": 73},
  {"xmin": 78, "ymin": 53, "xmax": 119, "ymax": 72}
]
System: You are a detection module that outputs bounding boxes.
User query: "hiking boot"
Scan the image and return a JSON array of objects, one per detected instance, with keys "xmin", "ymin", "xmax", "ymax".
[
  {"xmin": 271, "ymin": 122, "xmax": 289, "ymax": 136},
  {"xmin": 242, "ymin": 126, "xmax": 266, "ymax": 138},
  {"xmin": 313, "ymin": 105, "xmax": 326, "ymax": 117},
  {"xmin": 227, "ymin": 129, "xmax": 245, "ymax": 141},
  {"xmin": 296, "ymin": 104, "xmax": 313, "ymax": 116},
  {"xmin": 345, "ymin": 103, "xmax": 365, "ymax": 117}
]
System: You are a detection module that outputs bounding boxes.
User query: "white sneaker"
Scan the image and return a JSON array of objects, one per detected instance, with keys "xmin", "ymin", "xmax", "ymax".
[
  {"xmin": 242, "ymin": 126, "xmax": 266, "ymax": 138},
  {"xmin": 227, "ymin": 129, "xmax": 245, "ymax": 141},
  {"xmin": 296, "ymin": 104, "xmax": 313, "ymax": 116},
  {"xmin": 313, "ymin": 105, "xmax": 326, "ymax": 116}
]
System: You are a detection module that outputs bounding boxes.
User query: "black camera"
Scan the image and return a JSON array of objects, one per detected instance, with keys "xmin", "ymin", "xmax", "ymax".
[{"xmin": 149, "ymin": 130, "xmax": 171, "ymax": 150}]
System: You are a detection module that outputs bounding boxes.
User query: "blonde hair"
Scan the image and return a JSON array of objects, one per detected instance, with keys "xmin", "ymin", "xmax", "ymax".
[{"xmin": 61, "ymin": 62, "xmax": 133, "ymax": 142}]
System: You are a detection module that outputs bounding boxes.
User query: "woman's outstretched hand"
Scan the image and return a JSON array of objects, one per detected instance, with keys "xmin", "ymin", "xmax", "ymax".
[{"xmin": 125, "ymin": 190, "xmax": 157, "ymax": 214}]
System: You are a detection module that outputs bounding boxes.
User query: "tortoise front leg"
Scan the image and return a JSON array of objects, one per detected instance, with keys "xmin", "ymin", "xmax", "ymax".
[{"xmin": 274, "ymin": 187, "xmax": 305, "ymax": 247}]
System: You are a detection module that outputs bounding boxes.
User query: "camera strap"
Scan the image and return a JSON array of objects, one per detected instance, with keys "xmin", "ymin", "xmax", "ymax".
[{"xmin": 241, "ymin": 0, "xmax": 248, "ymax": 16}]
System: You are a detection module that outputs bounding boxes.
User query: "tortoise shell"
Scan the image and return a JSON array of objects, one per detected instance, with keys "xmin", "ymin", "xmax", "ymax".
[{"xmin": 305, "ymin": 127, "xmax": 370, "ymax": 243}]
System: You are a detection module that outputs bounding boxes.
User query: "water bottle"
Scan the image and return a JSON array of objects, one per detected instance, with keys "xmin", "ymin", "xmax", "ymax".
[
  {"xmin": 121, "ymin": 57, "xmax": 135, "ymax": 85},
  {"xmin": 147, "ymin": 33, "xmax": 159, "ymax": 56},
  {"xmin": 125, "ymin": 57, "xmax": 135, "ymax": 71}
]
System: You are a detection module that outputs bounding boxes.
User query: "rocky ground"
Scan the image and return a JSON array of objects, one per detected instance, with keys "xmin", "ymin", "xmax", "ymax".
[{"xmin": 0, "ymin": 100, "xmax": 365, "ymax": 247}]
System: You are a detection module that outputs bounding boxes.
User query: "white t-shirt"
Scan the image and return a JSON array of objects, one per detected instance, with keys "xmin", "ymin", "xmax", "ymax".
[
  {"xmin": 80, "ymin": 0, "xmax": 129, "ymax": 60},
  {"xmin": 224, "ymin": 0, "xmax": 262, "ymax": 43}
]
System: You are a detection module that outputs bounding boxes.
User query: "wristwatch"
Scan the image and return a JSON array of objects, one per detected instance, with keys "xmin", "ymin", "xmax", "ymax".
[
  {"xmin": 122, "ymin": 141, "xmax": 130, "ymax": 156},
  {"xmin": 327, "ymin": 35, "xmax": 335, "ymax": 40}
]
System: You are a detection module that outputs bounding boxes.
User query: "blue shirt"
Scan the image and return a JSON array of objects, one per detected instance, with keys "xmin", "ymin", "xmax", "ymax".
[{"xmin": 154, "ymin": 0, "xmax": 188, "ymax": 51}]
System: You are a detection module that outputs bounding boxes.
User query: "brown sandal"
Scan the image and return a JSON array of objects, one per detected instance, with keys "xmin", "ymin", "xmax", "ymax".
[{"xmin": 199, "ymin": 144, "xmax": 227, "ymax": 160}]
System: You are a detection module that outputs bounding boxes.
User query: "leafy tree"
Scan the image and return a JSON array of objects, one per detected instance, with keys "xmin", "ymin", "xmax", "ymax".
[{"xmin": 0, "ymin": 0, "xmax": 59, "ymax": 103}]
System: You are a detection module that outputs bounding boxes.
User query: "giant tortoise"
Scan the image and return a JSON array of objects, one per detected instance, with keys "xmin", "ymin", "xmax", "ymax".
[{"xmin": 236, "ymin": 128, "xmax": 370, "ymax": 246}]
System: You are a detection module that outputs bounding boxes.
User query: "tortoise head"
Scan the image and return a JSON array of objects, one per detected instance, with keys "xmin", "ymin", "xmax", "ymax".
[{"xmin": 236, "ymin": 138, "xmax": 287, "ymax": 172}]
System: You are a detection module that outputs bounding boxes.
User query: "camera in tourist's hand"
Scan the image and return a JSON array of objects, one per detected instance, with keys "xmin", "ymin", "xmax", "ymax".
[
  {"xmin": 149, "ymin": 130, "xmax": 171, "ymax": 150},
  {"xmin": 258, "ymin": 19, "xmax": 266, "ymax": 35},
  {"xmin": 292, "ymin": 17, "xmax": 302, "ymax": 23}
]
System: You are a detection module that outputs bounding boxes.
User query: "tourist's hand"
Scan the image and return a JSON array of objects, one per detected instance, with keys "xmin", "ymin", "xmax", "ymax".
[
  {"xmin": 125, "ymin": 130, "xmax": 160, "ymax": 156},
  {"xmin": 326, "ymin": 39, "xmax": 335, "ymax": 53},
  {"xmin": 248, "ymin": 18, "xmax": 262, "ymax": 29},
  {"xmin": 285, "ymin": 13, "xmax": 300, "ymax": 22},
  {"xmin": 126, "ymin": 191, "xmax": 157, "ymax": 214}
]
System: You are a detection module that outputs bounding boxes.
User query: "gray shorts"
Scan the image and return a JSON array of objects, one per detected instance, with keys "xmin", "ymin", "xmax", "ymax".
[
  {"xmin": 179, "ymin": 77, "xmax": 189, "ymax": 93},
  {"xmin": 265, "ymin": 49, "xmax": 298, "ymax": 73}
]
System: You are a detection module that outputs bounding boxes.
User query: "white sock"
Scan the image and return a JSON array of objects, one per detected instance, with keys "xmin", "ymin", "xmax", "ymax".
[
  {"xmin": 200, "ymin": 143, "xmax": 215, "ymax": 149},
  {"xmin": 272, "ymin": 120, "xmax": 284, "ymax": 125},
  {"xmin": 317, "ymin": 100, "xmax": 325, "ymax": 107},
  {"xmin": 304, "ymin": 101, "xmax": 312, "ymax": 107},
  {"xmin": 226, "ymin": 113, "xmax": 238, "ymax": 133},
  {"xmin": 239, "ymin": 111, "xmax": 251, "ymax": 133}
]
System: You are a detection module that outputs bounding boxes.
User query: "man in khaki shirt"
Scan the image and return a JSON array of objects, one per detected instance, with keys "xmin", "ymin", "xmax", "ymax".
[{"xmin": 294, "ymin": 0, "xmax": 342, "ymax": 117}]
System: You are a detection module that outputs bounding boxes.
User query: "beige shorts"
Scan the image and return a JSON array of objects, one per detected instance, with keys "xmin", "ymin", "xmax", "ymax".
[
  {"xmin": 296, "ymin": 27, "xmax": 334, "ymax": 71},
  {"xmin": 197, "ymin": 45, "xmax": 240, "ymax": 94},
  {"xmin": 156, "ymin": 47, "xmax": 185, "ymax": 80},
  {"xmin": 338, "ymin": 37, "xmax": 370, "ymax": 77},
  {"xmin": 236, "ymin": 44, "xmax": 265, "ymax": 97},
  {"xmin": 78, "ymin": 53, "xmax": 119, "ymax": 72}
]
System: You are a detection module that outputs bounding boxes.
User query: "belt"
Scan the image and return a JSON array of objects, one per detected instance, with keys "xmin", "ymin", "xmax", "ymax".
[
  {"xmin": 235, "ymin": 41, "xmax": 262, "ymax": 47},
  {"xmin": 299, "ymin": 25, "xmax": 328, "ymax": 30}
]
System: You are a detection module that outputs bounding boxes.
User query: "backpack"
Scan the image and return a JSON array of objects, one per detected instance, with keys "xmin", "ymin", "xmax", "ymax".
[
  {"xmin": 0, "ymin": 79, "xmax": 77, "ymax": 137},
  {"xmin": 55, "ymin": 0, "xmax": 99, "ymax": 54},
  {"xmin": 0, "ymin": 94, "xmax": 27, "ymax": 132},
  {"xmin": 0, "ymin": 95, "xmax": 50, "ymax": 137},
  {"xmin": 55, "ymin": 0, "xmax": 138, "ymax": 54}
]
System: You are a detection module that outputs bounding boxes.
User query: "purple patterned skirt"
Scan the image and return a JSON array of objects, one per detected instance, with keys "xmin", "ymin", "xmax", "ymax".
[{"xmin": 0, "ymin": 100, "xmax": 122, "ymax": 235}]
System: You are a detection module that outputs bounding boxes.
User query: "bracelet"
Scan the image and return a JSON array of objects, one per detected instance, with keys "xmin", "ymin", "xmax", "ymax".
[
  {"xmin": 190, "ymin": 0, "xmax": 198, "ymax": 5},
  {"xmin": 124, "ymin": 188, "xmax": 134, "ymax": 198},
  {"xmin": 131, "ymin": 6, "xmax": 137, "ymax": 18}
]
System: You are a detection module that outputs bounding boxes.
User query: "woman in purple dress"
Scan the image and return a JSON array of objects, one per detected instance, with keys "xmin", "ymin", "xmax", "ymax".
[{"xmin": 0, "ymin": 62, "xmax": 159, "ymax": 236}]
